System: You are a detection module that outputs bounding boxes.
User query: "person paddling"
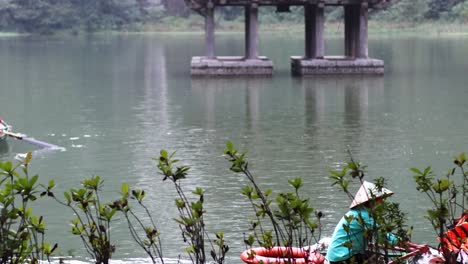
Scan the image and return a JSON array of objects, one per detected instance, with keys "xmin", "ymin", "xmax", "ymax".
[
  {"xmin": 325, "ymin": 181, "xmax": 397, "ymax": 264},
  {"xmin": 0, "ymin": 117, "xmax": 6, "ymax": 138}
]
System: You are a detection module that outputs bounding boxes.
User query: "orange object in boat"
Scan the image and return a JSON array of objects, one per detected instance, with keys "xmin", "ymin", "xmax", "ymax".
[{"xmin": 240, "ymin": 247, "xmax": 325, "ymax": 264}]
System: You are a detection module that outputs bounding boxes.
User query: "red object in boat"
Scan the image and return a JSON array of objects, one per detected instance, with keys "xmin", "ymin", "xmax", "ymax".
[{"xmin": 240, "ymin": 247, "xmax": 325, "ymax": 264}]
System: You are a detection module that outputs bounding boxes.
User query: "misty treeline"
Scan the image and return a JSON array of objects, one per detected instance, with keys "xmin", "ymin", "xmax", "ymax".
[{"xmin": 0, "ymin": 0, "xmax": 467, "ymax": 33}]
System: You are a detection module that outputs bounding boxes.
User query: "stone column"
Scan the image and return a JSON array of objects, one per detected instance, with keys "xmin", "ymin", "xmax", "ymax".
[
  {"xmin": 344, "ymin": 5, "xmax": 354, "ymax": 58},
  {"xmin": 245, "ymin": 4, "xmax": 259, "ymax": 60},
  {"xmin": 357, "ymin": 1, "xmax": 368, "ymax": 58},
  {"xmin": 344, "ymin": 3, "xmax": 368, "ymax": 59},
  {"xmin": 205, "ymin": 2, "xmax": 215, "ymax": 59},
  {"xmin": 304, "ymin": 4, "xmax": 325, "ymax": 59}
]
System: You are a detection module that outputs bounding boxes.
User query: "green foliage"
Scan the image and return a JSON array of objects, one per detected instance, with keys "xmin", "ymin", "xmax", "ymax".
[
  {"xmin": 452, "ymin": 2, "xmax": 468, "ymax": 22},
  {"xmin": 110, "ymin": 184, "xmax": 164, "ymax": 264},
  {"xmin": 224, "ymin": 141, "xmax": 322, "ymax": 249},
  {"xmin": 411, "ymin": 152, "xmax": 468, "ymax": 260},
  {"xmin": 330, "ymin": 156, "xmax": 410, "ymax": 263},
  {"xmin": 53, "ymin": 176, "xmax": 116, "ymax": 264},
  {"xmin": 426, "ymin": 0, "xmax": 464, "ymax": 20},
  {"xmin": 374, "ymin": 0, "xmax": 429, "ymax": 23},
  {"xmin": 41, "ymin": 157, "xmax": 165, "ymax": 264},
  {"xmin": 1, "ymin": 0, "xmax": 468, "ymax": 33},
  {"xmin": 0, "ymin": 0, "xmax": 158, "ymax": 33},
  {"xmin": 155, "ymin": 150, "xmax": 228, "ymax": 264},
  {"xmin": 0, "ymin": 152, "xmax": 57, "ymax": 264}
]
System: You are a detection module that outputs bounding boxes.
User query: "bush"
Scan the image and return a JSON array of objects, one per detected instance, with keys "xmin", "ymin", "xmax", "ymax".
[
  {"xmin": 0, "ymin": 153, "xmax": 57, "ymax": 264},
  {"xmin": 156, "ymin": 150, "xmax": 229, "ymax": 264},
  {"xmin": 452, "ymin": 2, "xmax": 468, "ymax": 23},
  {"xmin": 329, "ymin": 156, "xmax": 410, "ymax": 263},
  {"xmin": 224, "ymin": 141, "xmax": 322, "ymax": 249},
  {"xmin": 412, "ymin": 153, "xmax": 468, "ymax": 262}
]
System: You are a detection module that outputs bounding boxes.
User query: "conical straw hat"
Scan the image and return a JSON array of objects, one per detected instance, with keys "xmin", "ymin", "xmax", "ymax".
[{"xmin": 350, "ymin": 181, "xmax": 394, "ymax": 208}]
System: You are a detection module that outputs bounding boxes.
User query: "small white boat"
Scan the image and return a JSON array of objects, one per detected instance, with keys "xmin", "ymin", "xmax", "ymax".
[{"xmin": 0, "ymin": 119, "xmax": 12, "ymax": 141}]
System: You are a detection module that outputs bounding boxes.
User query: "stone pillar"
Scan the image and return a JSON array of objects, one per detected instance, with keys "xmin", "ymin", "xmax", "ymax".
[
  {"xmin": 245, "ymin": 4, "xmax": 259, "ymax": 60},
  {"xmin": 205, "ymin": 2, "xmax": 215, "ymax": 59},
  {"xmin": 304, "ymin": 4, "xmax": 325, "ymax": 59},
  {"xmin": 344, "ymin": 5, "xmax": 355, "ymax": 57},
  {"xmin": 357, "ymin": 1, "xmax": 368, "ymax": 58},
  {"xmin": 344, "ymin": 3, "xmax": 368, "ymax": 59}
]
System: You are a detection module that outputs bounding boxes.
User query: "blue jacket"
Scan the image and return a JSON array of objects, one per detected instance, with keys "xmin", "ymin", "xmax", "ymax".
[{"xmin": 326, "ymin": 208, "xmax": 396, "ymax": 262}]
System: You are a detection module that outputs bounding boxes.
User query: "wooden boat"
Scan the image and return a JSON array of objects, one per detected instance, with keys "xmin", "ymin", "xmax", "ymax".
[
  {"xmin": 0, "ymin": 119, "xmax": 12, "ymax": 141},
  {"xmin": 0, "ymin": 120, "xmax": 63, "ymax": 150}
]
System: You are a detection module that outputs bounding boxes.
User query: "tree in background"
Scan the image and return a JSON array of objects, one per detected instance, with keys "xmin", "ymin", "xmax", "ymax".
[
  {"xmin": 0, "ymin": 0, "xmax": 155, "ymax": 32},
  {"xmin": 0, "ymin": 0, "xmax": 467, "ymax": 33},
  {"xmin": 452, "ymin": 1, "xmax": 468, "ymax": 22},
  {"xmin": 425, "ymin": 0, "xmax": 464, "ymax": 20},
  {"xmin": 374, "ymin": 0, "xmax": 429, "ymax": 23},
  {"xmin": 162, "ymin": 0, "xmax": 191, "ymax": 17}
]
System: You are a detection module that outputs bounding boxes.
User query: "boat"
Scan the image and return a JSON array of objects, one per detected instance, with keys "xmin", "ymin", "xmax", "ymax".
[{"xmin": 0, "ymin": 118, "xmax": 12, "ymax": 141}]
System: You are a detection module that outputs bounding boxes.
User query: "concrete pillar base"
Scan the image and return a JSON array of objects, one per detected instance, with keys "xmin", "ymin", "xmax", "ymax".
[
  {"xmin": 191, "ymin": 56, "xmax": 274, "ymax": 76},
  {"xmin": 291, "ymin": 56, "xmax": 384, "ymax": 75}
]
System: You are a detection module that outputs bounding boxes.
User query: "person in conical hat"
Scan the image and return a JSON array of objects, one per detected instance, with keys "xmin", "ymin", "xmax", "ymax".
[
  {"xmin": 325, "ymin": 181, "xmax": 397, "ymax": 264},
  {"xmin": 349, "ymin": 181, "xmax": 394, "ymax": 209}
]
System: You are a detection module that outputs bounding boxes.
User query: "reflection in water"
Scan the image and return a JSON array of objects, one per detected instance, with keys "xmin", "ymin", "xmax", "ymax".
[
  {"xmin": 299, "ymin": 76, "xmax": 387, "ymax": 235},
  {"xmin": 301, "ymin": 76, "xmax": 384, "ymax": 155},
  {"xmin": 190, "ymin": 77, "xmax": 271, "ymax": 132},
  {"xmin": 342, "ymin": 77, "xmax": 383, "ymax": 155},
  {"xmin": 244, "ymin": 79, "xmax": 270, "ymax": 132},
  {"xmin": 126, "ymin": 39, "xmax": 185, "ymax": 255}
]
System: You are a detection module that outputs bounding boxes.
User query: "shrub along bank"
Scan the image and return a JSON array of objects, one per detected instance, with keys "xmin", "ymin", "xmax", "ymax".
[{"xmin": 1, "ymin": 144, "xmax": 468, "ymax": 263}]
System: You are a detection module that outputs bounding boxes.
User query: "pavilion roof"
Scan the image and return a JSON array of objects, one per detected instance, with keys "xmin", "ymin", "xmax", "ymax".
[
  {"xmin": 213, "ymin": 0, "xmax": 384, "ymax": 6},
  {"xmin": 186, "ymin": 0, "xmax": 389, "ymax": 15}
]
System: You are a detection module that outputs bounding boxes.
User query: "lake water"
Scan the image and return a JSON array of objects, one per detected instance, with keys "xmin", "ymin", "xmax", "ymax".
[{"xmin": 1, "ymin": 32, "xmax": 468, "ymax": 263}]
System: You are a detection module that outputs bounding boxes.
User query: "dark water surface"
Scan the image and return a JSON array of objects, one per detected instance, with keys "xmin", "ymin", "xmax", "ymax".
[{"xmin": 1, "ymin": 33, "xmax": 468, "ymax": 263}]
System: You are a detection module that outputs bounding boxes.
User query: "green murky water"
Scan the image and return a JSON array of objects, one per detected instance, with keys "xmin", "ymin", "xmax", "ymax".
[{"xmin": 0, "ymin": 33, "xmax": 468, "ymax": 263}]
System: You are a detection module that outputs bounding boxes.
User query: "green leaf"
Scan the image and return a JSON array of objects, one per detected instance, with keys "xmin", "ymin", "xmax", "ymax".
[
  {"xmin": 288, "ymin": 178, "xmax": 303, "ymax": 189},
  {"xmin": 186, "ymin": 245, "xmax": 195, "ymax": 254},
  {"xmin": 30, "ymin": 175, "xmax": 39, "ymax": 187},
  {"xmin": 241, "ymin": 186, "xmax": 253, "ymax": 197},
  {"xmin": 71, "ymin": 226, "xmax": 81, "ymax": 235},
  {"xmin": 344, "ymin": 214, "xmax": 354, "ymax": 223},
  {"xmin": 342, "ymin": 240, "xmax": 353, "ymax": 249},
  {"xmin": 226, "ymin": 141, "xmax": 234, "ymax": 152},
  {"xmin": 48, "ymin": 180, "xmax": 55, "ymax": 189},
  {"xmin": 24, "ymin": 152, "xmax": 32, "ymax": 165},
  {"xmin": 423, "ymin": 166, "xmax": 432, "ymax": 175},
  {"xmin": 160, "ymin": 149, "xmax": 168, "ymax": 160},
  {"xmin": 121, "ymin": 183, "xmax": 129, "ymax": 195},
  {"xmin": 432, "ymin": 179, "xmax": 453, "ymax": 193},
  {"xmin": 461, "ymin": 153, "xmax": 466, "ymax": 163},
  {"xmin": 0, "ymin": 161, "xmax": 12, "ymax": 173},
  {"xmin": 193, "ymin": 187, "xmax": 204, "ymax": 196},
  {"xmin": 343, "ymin": 224, "xmax": 350, "ymax": 232},
  {"xmin": 175, "ymin": 199, "xmax": 185, "ymax": 208},
  {"xmin": 64, "ymin": 192, "xmax": 71, "ymax": 204},
  {"xmin": 329, "ymin": 169, "xmax": 344, "ymax": 177},
  {"xmin": 410, "ymin": 168, "xmax": 423, "ymax": 175}
]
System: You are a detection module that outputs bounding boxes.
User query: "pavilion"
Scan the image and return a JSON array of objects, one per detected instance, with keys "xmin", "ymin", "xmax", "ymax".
[{"xmin": 189, "ymin": 0, "xmax": 388, "ymax": 76}]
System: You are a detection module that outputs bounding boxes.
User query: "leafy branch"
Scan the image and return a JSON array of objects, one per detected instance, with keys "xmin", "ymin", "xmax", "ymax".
[
  {"xmin": 0, "ymin": 152, "xmax": 57, "ymax": 264},
  {"xmin": 224, "ymin": 141, "xmax": 322, "ymax": 249},
  {"xmin": 51, "ymin": 176, "xmax": 116, "ymax": 264},
  {"xmin": 156, "ymin": 150, "xmax": 228, "ymax": 264}
]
